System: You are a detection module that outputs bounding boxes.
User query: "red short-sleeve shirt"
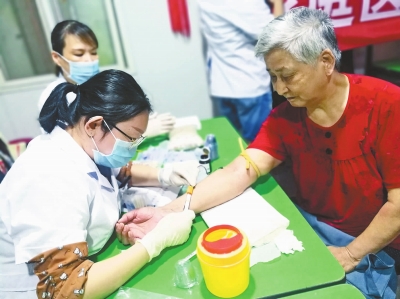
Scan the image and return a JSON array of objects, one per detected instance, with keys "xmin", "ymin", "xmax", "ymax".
[{"xmin": 249, "ymin": 74, "xmax": 400, "ymax": 249}]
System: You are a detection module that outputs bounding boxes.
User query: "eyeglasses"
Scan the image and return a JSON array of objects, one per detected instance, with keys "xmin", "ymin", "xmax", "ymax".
[{"xmin": 107, "ymin": 122, "xmax": 146, "ymax": 148}]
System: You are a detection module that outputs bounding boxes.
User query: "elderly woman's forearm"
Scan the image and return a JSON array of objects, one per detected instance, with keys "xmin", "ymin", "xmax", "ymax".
[
  {"xmin": 164, "ymin": 156, "xmax": 260, "ymax": 213},
  {"xmin": 346, "ymin": 198, "xmax": 400, "ymax": 259},
  {"xmin": 190, "ymin": 168, "xmax": 253, "ymax": 212}
]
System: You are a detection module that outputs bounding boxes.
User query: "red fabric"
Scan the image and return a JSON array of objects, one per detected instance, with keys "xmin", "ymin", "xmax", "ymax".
[
  {"xmin": 168, "ymin": 0, "xmax": 181, "ymax": 33},
  {"xmin": 249, "ymin": 74, "xmax": 400, "ymax": 249},
  {"xmin": 285, "ymin": 0, "xmax": 400, "ymax": 50},
  {"xmin": 177, "ymin": 0, "xmax": 190, "ymax": 37},
  {"xmin": 167, "ymin": 0, "xmax": 191, "ymax": 37}
]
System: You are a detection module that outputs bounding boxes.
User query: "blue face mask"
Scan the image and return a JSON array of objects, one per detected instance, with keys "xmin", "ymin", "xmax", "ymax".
[
  {"xmin": 58, "ymin": 53, "xmax": 99, "ymax": 84},
  {"xmin": 91, "ymin": 121, "xmax": 137, "ymax": 168}
]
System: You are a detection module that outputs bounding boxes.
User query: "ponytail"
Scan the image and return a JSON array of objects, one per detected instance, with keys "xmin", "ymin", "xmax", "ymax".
[
  {"xmin": 39, "ymin": 83, "xmax": 80, "ymax": 133},
  {"xmin": 40, "ymin": 70, "xmax": 152, "ymax": 134}
]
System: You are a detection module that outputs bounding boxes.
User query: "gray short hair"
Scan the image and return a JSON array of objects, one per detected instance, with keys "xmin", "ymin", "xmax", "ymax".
[{"xmin": 255, "ymin": 7, "xmax": 341, "ymax": 70}]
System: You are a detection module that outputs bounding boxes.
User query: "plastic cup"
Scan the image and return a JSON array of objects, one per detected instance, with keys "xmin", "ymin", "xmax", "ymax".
[{"xmin": 174, "ymin": 258, "xmax": 198, "ymax": 289}]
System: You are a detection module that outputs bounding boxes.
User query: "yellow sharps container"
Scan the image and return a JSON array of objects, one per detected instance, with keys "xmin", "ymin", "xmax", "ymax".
[{"xmin": 197, "ymin": 224, "xmax": 250, "ymax": 298}]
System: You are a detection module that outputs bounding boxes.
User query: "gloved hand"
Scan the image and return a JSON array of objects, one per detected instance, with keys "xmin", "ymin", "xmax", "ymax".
[
  {"xmin": 145, "ymin": 112, "xmax": 176, "ymax": 138},
  {"xmin": 137, "ymin": 210, "xmax": 195, "ymax": 261},
  {"xmin": 168, "ymin": 125, "xmax": 204, "ymax": 150},
  {"xmin": 158, "ymin": 160, "xmax": 199, "ymax": 187}
]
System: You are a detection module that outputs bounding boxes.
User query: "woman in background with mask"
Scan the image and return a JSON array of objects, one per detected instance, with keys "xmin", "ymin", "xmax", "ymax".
[
  {"xmin": 38, "ymin": 20, "xmax": 99, "ymax": 111},
  {"xmin": 38, "ymin": 20, "xmax": 176, "ymax": 138},
  {"xmin": 0, "ymin": 69, "xmax": 195, "ymax": 299}
]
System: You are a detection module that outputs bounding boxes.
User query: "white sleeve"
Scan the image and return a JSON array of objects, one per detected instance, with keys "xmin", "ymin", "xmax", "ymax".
[{"xmin": 1, "ymin": 158, "xmax": 91, "ymax": 264}]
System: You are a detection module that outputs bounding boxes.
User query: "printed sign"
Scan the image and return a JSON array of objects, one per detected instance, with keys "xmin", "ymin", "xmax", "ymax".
[{"xmin": 285, "ymin": 0, "xmax": 400, "ymax": 49}]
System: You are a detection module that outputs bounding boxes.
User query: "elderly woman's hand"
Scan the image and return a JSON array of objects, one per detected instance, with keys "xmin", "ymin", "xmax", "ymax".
[
  {"xmin": 328, "ymin": 246, "xmax": 361, "ymax": 273},
  {"xmin": 115, "ymin": 207, "xmax": 171, "ymax": 245}
]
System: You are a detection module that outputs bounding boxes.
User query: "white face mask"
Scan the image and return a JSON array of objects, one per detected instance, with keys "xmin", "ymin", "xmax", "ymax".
[{"xmin": 57, "ymin": 53, "xmax": 99, "ymax": 84}]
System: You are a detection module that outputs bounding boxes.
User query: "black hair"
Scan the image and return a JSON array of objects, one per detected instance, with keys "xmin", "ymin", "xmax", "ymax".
[
  {"xmin": 39, "ymin": 70, "xmax": 152, "ymax": 134},
  {"xmin": 51, "ymin": 20, "xmax": 98, "ymax": 75}
]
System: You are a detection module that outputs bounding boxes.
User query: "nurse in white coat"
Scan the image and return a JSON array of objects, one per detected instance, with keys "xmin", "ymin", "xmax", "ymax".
[
  {"xmin": 0, "ymin": 69, "xmax": 195, "ymax": 299},
  {"xmin": 38, "ymin": 20, "xmax": 176, "ymax": 138}
]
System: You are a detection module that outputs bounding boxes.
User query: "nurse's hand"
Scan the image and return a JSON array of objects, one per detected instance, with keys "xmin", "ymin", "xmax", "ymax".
[
  {"xmin": 137, "ymin": 210, "xmax": 195, "ymax": 261},
  {"xmin": 328, "ymin": 246, "xmax": 361, "ymax": 273},
  {"xmin": 116, "ymin": 207, "xmax": 171, "ymax": 245},
  {"xmin": 158, "ymin": 160, "xmax": 199, "ymax": 187},
  {"xmin": 145, "ymin": 112, "xmax": 176, "ymax": 138}
]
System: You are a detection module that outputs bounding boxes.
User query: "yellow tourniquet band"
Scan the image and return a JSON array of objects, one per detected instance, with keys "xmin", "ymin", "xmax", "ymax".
[{"xmin": 238, "ymin": 137, "xmax": 261, "ymax": 178}]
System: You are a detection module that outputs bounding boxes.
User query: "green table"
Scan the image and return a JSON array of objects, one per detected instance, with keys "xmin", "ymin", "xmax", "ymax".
[
  {"xmin": 374, "ymin": 59, "xmax": 400, "ymax": 73},
  {"xmin": 93, "ymin": 117, "xmax": 345, "ymax": 299},
  {"xmin": 281, "ymin": 284, "xmax": 365, "ymax": 299}
]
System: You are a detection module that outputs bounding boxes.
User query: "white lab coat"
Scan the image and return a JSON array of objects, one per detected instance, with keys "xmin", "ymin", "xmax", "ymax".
[
  {"xmin": 197, "ymin": 0, "xmax": 274, "ymax": 98},
  {"xmin": 0, "ymin": 126, "xmax": 121, "ymax": 297}
]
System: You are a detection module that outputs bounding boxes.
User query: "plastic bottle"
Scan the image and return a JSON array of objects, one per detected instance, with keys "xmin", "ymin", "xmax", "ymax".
[{"xmin": 204, "ymin": 134, "xmax": 219, "ymax": 161}]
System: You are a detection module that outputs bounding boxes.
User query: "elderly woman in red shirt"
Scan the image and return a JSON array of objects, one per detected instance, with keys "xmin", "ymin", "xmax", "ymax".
[{"xmin": 118, "ymin": 7, "xmax": 400, "ymax": 298}]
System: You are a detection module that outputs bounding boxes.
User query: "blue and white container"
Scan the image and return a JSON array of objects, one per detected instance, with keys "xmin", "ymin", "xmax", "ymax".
[{"xmin": 204, "ymin": 134, "xmax": 219, "ymax": 161}]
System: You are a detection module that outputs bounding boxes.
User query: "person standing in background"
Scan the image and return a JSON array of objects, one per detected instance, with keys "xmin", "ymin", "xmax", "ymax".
[
  {"xmin": 197, "ymin": 0, "xmax": 283, "ymax": 141},
  {"xmin": 38, "ymin": 20, "xmax": 176, "ymax": 138}
]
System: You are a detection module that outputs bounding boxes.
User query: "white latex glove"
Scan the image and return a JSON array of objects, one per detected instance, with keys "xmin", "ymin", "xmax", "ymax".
[
  {"xmin": 145, "ymin": 112, "xmax": 176, "ymax": 138},
  {"xmin": 158, "ymin": 161, "xmax": 200, "ymax": 187},
  {"xmin": 168, "ymin": 126, "xmax": 204, "ymax": 150},
  {"xmin": 137, "ymin": 210, "xmax": 195, "ymax": 261}
]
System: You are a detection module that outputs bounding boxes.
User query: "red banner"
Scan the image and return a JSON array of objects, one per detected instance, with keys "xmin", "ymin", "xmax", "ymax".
[{"xmin": 285, "ymin": 0, "xmax": 400, "ymax": 50}]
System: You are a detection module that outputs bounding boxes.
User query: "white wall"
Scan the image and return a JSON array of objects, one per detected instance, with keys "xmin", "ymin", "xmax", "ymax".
[
  {"xmin": 0, "ymin": 0, "xmax": 212, "ymax": 141},
  {"xmin": 0, "ymin": 83, "xmax": 46, "ymax": 141}
]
